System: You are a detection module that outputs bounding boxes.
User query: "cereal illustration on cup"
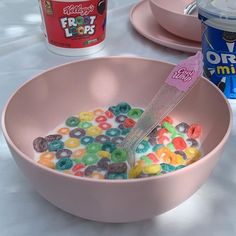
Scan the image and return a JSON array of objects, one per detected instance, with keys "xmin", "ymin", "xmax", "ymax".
[{"xmin": 45, "ymin": 0, "xmax": 54, "ymax": 16}]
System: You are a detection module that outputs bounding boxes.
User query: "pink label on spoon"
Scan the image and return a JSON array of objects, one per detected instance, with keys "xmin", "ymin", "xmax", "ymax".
[{"xmin": 166, "ymin": 51, "xmax": 203, "ymax": 91}]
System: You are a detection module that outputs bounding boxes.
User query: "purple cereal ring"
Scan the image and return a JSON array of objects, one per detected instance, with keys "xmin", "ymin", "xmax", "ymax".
[
  {"xmin": 33, "ymin": 137, "xmax": 48, "ymax": 153},
  {"xmin": 45, "ymin": 134, "xmax": 62, "ymax": 142},
  {"xmin": 175, "ymin": 122, "xmax": 190, "ymax": 133},
  {"xmin": 111, "ymin": 136, "xmax": 124, "ymax": 145},
  {"xmin": 56, "ymin": 149, "xmax": 73, "ymax": 159},
  {"xmin": 175, "ymin": 150, "xmax": 187, "ymax": 160},
  {"xmin": 95, "ymin": 135, "xmax": 111, "ymax": 144},
  {"xmin": 115, "ymin": 115, "xmax": 127, "ymax": 123},
  {"xmin": 97, "ymin": 157, "xmax": 111, "ymax": 170},
  {"xmin": 84, "ymin": 165, "xmax": 101, "ymax": 176},
  {"xmin": 186, "ymin": 138, "xmax": 199, "ymax": 147},
  {"xmin": 69, "ymin": 128, "xmax": 86, "ymax": 139},
  {"xmin": 108, "ymin": 162, "xmax": 127, "ymax": 173}
]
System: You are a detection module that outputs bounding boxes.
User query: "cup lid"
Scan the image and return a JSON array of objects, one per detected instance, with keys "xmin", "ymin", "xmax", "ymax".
[{"xmin": 198, "ymin": 0, "xmax": 236, "ymax": 20}]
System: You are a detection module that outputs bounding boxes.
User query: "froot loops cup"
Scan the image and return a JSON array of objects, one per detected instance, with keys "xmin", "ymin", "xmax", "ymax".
[
  {"xmin": 39, "ymin": 0, "xmax": 107, "ymax": 56},
  {"xmin": 198, "ymin": 0, "xmax": 236, "ymax": 101}
]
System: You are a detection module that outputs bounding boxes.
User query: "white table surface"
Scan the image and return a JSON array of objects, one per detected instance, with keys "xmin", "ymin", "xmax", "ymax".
[{"xmin": 0, "ymin": 0, "xmax": 236, "ymax": 235}]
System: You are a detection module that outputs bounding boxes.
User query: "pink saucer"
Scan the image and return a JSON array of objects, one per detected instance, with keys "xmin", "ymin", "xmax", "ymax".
[{"xmin": 130, "ymin": 0, "xmax": 201, "ymax": 53}]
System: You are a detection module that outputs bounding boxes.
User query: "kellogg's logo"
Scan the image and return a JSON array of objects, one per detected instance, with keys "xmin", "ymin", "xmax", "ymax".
[{"xmin": 63, "ymin": 4, "xmax": 94, "ymax": 16}]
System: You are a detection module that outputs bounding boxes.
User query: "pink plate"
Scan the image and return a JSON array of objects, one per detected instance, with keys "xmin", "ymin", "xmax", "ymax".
[
  {"xmin": 130, "ymin": 0, "xmax": 201, "ymax": 53},
  {"xmin": 149, "ymin": 0, "xmax": 201, "ymax": 42}
]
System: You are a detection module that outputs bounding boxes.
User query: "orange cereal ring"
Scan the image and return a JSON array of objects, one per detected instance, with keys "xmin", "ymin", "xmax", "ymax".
[
  {"xmin": 187, "ymin": 124, "xmax": 202, "ymax": 139},
  {"xmin": 39, "ymin": 152, "xmax": 55, "ymax": 161},
  {"xmin": 37, "ymin": 158, "xmax": 55, "ymax": 169},
  {"xmin": 72, "ymin": 149, "xmax": 86, "ymax": 158},
  {"xmin": 57, "ymin": 127, "xmax": 70, "ymax": 135},
  {"xmin": 156, "ymin": 147, "xmax": 171, "ymax": 159},
  {"xmin": 93, "ymin": 109, "xmax": 104, "ymax": 116},
  {"xmin": 77, "ymin": 26, "xmax": 84, "ymax": 35}
]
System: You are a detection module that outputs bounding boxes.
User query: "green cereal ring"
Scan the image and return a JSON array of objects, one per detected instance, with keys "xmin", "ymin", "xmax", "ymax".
[
  {"xmin": 117, "ymin": 102, "xmax": 131, "ymax": 114},
  {"xmin": 86, "ymin": 143, "xmax": 102, "ymax": 153},
  {"xmin": 101, "ymin": 141, "xmax": 116, "ymax": 153},
  {"xmin": 56, "ymin": 157, "xmax": 73, "ymax": 170},
  {"xmin": 135, "ymin": 140, "xmax": 150, "ymax": 153},
  {"xmin": 167, "ymin": 142, "xmax": 175, "ymax": 152},
  {"xmin": 162, "ymin": 122, "xmax": 176, "ymax": 135},
  {"xmin": 82, "ymin": 153, "xmax": 99, "ymax": 165},
  {"xmin": 66, "ymin": 116, "xmax": 80, "ymax": 127},
  {"xmin": 160, "ymin": 163, "xmax": 175, "ymax": 172},
  {"xmin": 111, "ymin": 148, "xmax": 127, "ymax": 163},
  {"xmin": 106, "ymin": 173, "xmax": 128, "ymax": 180},
  {"xmin": 140, "ymin": 155, "xmax": 153, "ymax": 165},
  {"xmin": 72, "ymin": 158, "xmax": 83, "ymax": 164},
  {"xmin": 127, "ymin": 108, "xmax": 143, "ymax": 119},
  {"xmin": 76, "ymin": 16, "xmax": 84, "ymax": 25},
  {"xmin": 48, "ymin": 140, "xmax": 64, "ymax": 152},
  {"xmin": 78, "ymin": 122, "xmax": 92, "ymax": 129},
  {"xmin": 80, "ymin": 136, "xmax": 94, "ymax": 145}
]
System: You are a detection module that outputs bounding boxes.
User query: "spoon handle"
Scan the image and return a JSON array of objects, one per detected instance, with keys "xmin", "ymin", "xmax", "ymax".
[{"xmin": 184, "ymin": 1, "xmax": 197, "ymax": 15}]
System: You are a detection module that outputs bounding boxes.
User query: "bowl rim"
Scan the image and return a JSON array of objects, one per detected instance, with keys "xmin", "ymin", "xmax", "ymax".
[
  {"xmin": 1, "ymin": 56, "xmax": 233, "ymax": 184},
  {"xmin": 149, "ymin": 0, "xmax": 198, "ymax": 19}
]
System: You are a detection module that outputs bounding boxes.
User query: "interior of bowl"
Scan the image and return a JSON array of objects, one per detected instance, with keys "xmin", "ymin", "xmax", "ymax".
[
  {"xmin": 151, "ymin": 0, "xmax": 198, "ymax": 17},
  {"xmin": 3, "ymin": 57, "xmax": 231, "ymax": 166}
]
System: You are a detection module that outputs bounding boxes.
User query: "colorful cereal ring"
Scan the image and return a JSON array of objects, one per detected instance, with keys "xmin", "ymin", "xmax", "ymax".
[
  {"xmin": 105, "ymin": 110, "xmax": 114, "ymax": 118},
  {"xmin": 160, "ymin": 163, "xmax": 175, "ymax": 172},
  {"xmin": 187, "ymin": 124, "xmax": 202, "ymax": 139},
  {"xmin": 147, "ymin": 153, "xmax": 159, "ymax": 163},
  {"xmin": 93, "ymin": 109, "xmax": 104, "ymax": 116},
  {"xmin": 172, "ymin": 137, "xmax": 187, "ymax": 150},
  {"xmin": 97, "ymin": 150, "xmax": 111, "ymax": 158},
  {"xmin": 48, "ymin": 140, "xmax": 64, "ymax": 152},
  {"xmin": 106, "ymin": 173, "xmax": 128, "ymax": 180},
  {"xmin": 95, "ymin": 135, "xmax": 110, "ymax": 144},
  {"xmin": 175, "ymin": 122, "xmax": 190, "ymax": 133},
  {"xmin": 108, "ymin": 106, "xmax": 120, "ymax": 116},
  {"xmin": 123, "ymin": 118, "xmax": 136, "ymax": 128},
  {"xmin": 65, "ymin": 116, "xmax": 80, "ymax": 127},
  {"xmin": 111, "ymin": 148, "xmax": 127, "ymax": 163},
  {"xmin": 115, "ymin": 115, "xmax": 127, "ymax": 123},
  {"xmin": 95, "ymin": 115, "xmax": 107, "ymax": 123},
  {"xmin": 69, "ymin": 128, "xmax": 86, "ymax": 139},
  {"xmin": 127, "ymin": 108, "xmax": 143, "ymax": 119},
  {"xmin": 78, "ymin": 122, "xmax": 92, "ymax": 129},
  {"xmin": 57, "ymin": 127, "xmax": 70, "ymax": 135},
  {"xmin": 117, "ymin": 102, "xmax": 131, "ymax": 114},
  {"xmin": 82, "ymin": 153, "xmax": 99, "ymax": 165},
  {"xmin": 87, "ymin": 126, "xmax": 102, "ymax": 136},
  {"xmin": 72, "ymin": 163, "xmax": 85, "ymax": 172},
  {"xmin": 143, "ymin": 164, "xmax": 161, "ymax": 175},
  {"xmin": 98, "ymin": 122, "xmax": 112, "ymax": 130},
  {"xmin": 80, "ymin": 136, "xmax": 94, "ymax": 145},
  {"xmin": 64, "ymin": 138, "xmax": 80, "ymax": 148},
  {"xmin": 86, "ymin": 143, "xmax": 102, "ymax": 153},
  {"xmin": 105, "ymin": 128, "xmax": 121, "ymax": 137},
  {"xmin": 37, "ymin": 159, "xmax": 55, "ymax": 169},
  {"xmin": 136, "ymin": 140, "xmax": 150, "ymax": 153},
  {"xmin": 39, "ymin": 152, "xmax": 55, "ymax": 161},
  {"xmin": 91, "ymin": 172, "xmax": 105, "ymax": 179},
  {"xmin": 56, "ymin": 149, "xmax": 73, "ymax": 159},
  {"xmin": 161, "ymin": 116, "xmax": 173, "ymax": 125},
  {"xmin": 72, "ymin": 149, "xmax": 86, "ymax": 158},
  {"xmin": 56, "ymin": 157, "xmax": 73, "ymax": 170},
  {"xmin": 79, "ymin": 111, "xmax": 94, "ymax": 122}
]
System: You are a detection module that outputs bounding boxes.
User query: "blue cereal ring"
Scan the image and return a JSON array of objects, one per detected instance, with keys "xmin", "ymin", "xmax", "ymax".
[
  {"xmin": 48, "ymin": 140, "xmax": 64, "ymax": 152},
  {"xmin": 80, "ymin": 136, "xmax": 94, "ymax": 145},
  {"xmin": 117, "ymin": 102, "xmax": 131, "ymax": 114},
  {"xmin": 56, "ymin": 157, "xmax": 73, "ymax": 170},
  {"xmin": 108, "ymin": 106, "xmax": 120, "ymax": 116},
  {"xmin": 105, "ymin": 128, "xmax": 121, "ymax": 137},
  {"xmin": 101, "ymin": 141, "xmax": 116, "ymax": 153},
  {"xmin": 135, "ymin": 140, "xmax": 150, "ymax": 153},
  {"xmin": 106, "ymin": 173, "xmax": 128, "ymax": 180},
  {"xmin": 65, "ymin": 116, "xmax": 80, "ymax": 127},
  {"xmin": 160, "ymin": 163, "xmax": 175, "ymax": 172}
]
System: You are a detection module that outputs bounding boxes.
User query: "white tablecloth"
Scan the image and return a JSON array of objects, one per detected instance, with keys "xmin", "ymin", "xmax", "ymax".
[{"xmin": 0, "ymin": 0, "xmax": 236, "ymax": 235}]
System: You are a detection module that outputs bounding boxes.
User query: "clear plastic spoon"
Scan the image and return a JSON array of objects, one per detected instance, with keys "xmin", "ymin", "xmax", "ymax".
[{"xmin": 120, "ymin": 52, "xmax": 203, "ymax": 167}]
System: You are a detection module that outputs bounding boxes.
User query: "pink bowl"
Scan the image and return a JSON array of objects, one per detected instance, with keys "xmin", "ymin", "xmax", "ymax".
[
  {"xmin": 149, "ymin": 0, "xmax": 202, "ymax": 42},
  {"xmin": 1, "ymin": 57, "xmax": 232, "ymax": 222}
]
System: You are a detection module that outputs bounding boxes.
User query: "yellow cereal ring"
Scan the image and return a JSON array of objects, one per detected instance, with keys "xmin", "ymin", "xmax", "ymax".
[
  {"xmin": 87, "ymin": 126, "xmax": 102, "ymax": 136},
  {"xmin": 79, "ymin": 112, "xmax": 94, "ymax": 122},
  {"xmin": 57, "ymin": 127, "xmax": 70, "ymax": 135},
  {"xmin": 97, "ymin": 150, "xmax": 111, "ymax": 158},
  {"xmin": 173, "ymin": 154, "xmax": 186, "ymax": 165},
  {"xmin": 39, "ymin": 152, "xmax": 55, "ymax": 161},
  {"xmin": 37, "ymin": 159, "xmax": 55, "ymax": 169},
  {"xmin": 64, "ymin": 138, "xmax": 80, "ymax": 148},
  {"xmin": 129, "ymin": 162, "xmax": 144, "ymax": 178},
  {"xmin": 143, "ymin": 164, "xmax": 161, "ymax": 175},
  {"xmin": 185, "ymin": 147, "xmax": 201, "ymax": 161},
  {"xmin": 93, "ymin": 109, "xmax": 105, "ymax": 116},
  {"xmin": 72, "ymin": 149, "xmax": 86, "ymax": 158}
]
